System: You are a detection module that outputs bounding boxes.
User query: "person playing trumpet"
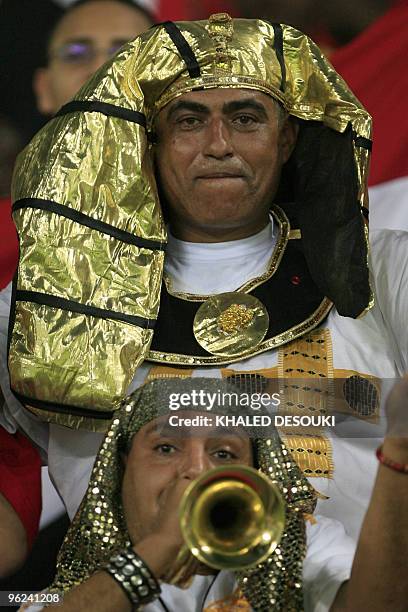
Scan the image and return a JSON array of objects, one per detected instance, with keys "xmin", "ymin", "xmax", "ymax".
[{"xmin": 20, "ymin": 376, "xmax": 408, "ymax": 611}]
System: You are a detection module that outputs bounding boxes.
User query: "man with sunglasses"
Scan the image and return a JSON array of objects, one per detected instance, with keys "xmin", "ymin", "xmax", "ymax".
[{"xmin": 34, "ymin": 0, "xmax": 153, "ymax": 116}]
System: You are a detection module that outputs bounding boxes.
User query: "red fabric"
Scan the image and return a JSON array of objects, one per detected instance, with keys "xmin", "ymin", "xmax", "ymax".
[
  {"xmin": 0, "ymin": 197, "xmax": 19, "ymax": 289},
  {"xmin": 156, "ymin": 0, "xmax": 239, "ymax": 21},
  {"xmin": 0, "ymin": 427, "xmax": 42, "ymax": 548},
  {"xmin": 331, "ymin": 2, "xmax": 408, "ymax": 186}
]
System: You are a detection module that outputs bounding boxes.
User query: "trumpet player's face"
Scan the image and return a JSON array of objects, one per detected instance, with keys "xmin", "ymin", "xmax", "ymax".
[{"xmin": 122, "ymin": 413, "xmax": 253, "ymax": 545}]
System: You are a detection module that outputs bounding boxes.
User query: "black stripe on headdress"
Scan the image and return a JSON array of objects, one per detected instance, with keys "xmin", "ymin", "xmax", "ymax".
[
  {"xmin": 15, "ymin": 290, "xmax": 156, "ymax": 329},
  {"xmin": 12, "ymin": 391, "xmax": 114, "ymax": 420},
  {"xmin": 361, "ymin": 206, "xmax": 369, "ymax": 219},
  {"xmin": 55, "ymin": 101, "xmax": 147, "ymax": 127},
  {"xmin": 13, "ymin": 199, "xmax": 166, "ymax": 252},
  {"xmin": 271, "ymin": 23, "xmax": 286, "ymax": 92},
  {"xmin": 353, "ymin": 135, "xmax": 372, "ymax": 151},
  {"xmin": 162, "ymin": 21, "xmax": 201, "ymax": 78}
]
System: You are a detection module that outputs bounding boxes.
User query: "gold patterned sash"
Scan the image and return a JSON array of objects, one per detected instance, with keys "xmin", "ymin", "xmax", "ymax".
[{"xmin": 148, "ymin": 329, "xmax": 381, "ymax": 480}]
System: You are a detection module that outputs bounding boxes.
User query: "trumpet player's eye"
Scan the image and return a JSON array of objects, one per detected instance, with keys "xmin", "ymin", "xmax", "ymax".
[
  {"xmin": 213, "ymin": 449, "xmax": 237, "ymax": 460},
  {"xmin": 154, "ymin": 443, "xmax": 177, "ymax": 454}
]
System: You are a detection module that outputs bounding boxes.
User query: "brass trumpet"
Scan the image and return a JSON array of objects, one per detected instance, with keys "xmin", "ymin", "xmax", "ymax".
[{"xmin": 179, "ymin": 465, "xmax": 285, "ymax": 571}]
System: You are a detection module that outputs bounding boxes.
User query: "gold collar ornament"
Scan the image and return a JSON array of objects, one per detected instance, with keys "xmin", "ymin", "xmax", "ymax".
[{"xmin": 194, "ymin": 293, "xmax": 269, "ymax": 357}]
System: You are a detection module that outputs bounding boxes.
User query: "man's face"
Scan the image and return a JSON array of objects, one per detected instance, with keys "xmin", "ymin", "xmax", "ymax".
[
  {"xmin": 121, "ymin": 413, "xmax": 253, "ymax": 544},
  {"xmin": 154, "ymin": 88, "xmax": 297, "ymax": 242},
  {"xmin": 34, "ymin": 0, "xmax": 151, "ymax": 115}
]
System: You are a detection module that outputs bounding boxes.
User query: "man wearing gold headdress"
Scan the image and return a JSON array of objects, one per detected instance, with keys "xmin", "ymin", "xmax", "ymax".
[{"xmin": 0, "ymin": 13, "xmax": 407, "ymax": 550}]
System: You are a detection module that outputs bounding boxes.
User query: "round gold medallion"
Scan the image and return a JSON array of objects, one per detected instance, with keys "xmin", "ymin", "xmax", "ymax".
[{"xmin": 193, "ymin": 292, "xmax": 269, "ymax": 357}]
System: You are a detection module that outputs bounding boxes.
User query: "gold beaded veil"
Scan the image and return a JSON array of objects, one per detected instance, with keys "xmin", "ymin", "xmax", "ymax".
[
  {"xmin": 50, "ymin": 377, "xmax": 316, "ymax": 611},
  {"xmin": 9, "ymin": 14, "xmax": 372, "ymax": 430}
]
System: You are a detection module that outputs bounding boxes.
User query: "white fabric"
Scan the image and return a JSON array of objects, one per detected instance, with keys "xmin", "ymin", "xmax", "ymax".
[
  {"xmin": 369, "ymin": 176, "xmax": 408, "ymax": 232},
  {"xmin": 19, "ymin": 516, "xmax": 354, "ymax": 612},
  {"xmin": 1, "ymin": 227, "xmax": 407, "ymax": 527},
  {"xmin": 132, "ymin": 226, "xmax": 408, "ymax": 541},
  {"xmin": 1, "ymin": 225, "xmax": 407, "ymax": 606},
  {"xmin": 145, "ymin": 516, "xmax": 354, "ymax": 612},
  {"xmin": 303, "ymin": 516, "xmax": 353, "ymax": 612},
  {"xmin": 39, "ymin": 467, "xmax": 65, "ymax": 529},
  {"xmin": 165, "ymin": 220, "xmax": 277, "ymax": 294}
]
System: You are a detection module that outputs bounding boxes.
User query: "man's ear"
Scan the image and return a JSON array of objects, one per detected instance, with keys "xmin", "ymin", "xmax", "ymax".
[
  {"xmin": 33, "ymin": 68, "xmax": 55, "ymax": 116},
  {"xmin": 280, "ymin": 116, "xmax": 299, "ymax": 164}
]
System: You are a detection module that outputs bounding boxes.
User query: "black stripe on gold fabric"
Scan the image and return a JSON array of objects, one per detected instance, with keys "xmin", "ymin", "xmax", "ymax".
[
  {"xmin": 14, "ymin": 391, "xmax": 114, "ymax": 420},
  {"xmin": 162, "ymin": 21, "xmax": 201, "ymax": 78},
  {"xmin": 16, "ymin": 290, "xmax": 156, "ymax": 329},
  {"xmin": 13, "ymin": 198, "xmax": 166, "ymax": 252},
  {"xmin": 361, "ymin": 206, "xmax": 369, "ymax": 219},
  {"xmin": 271, "ymin": 23, "xmax": 286, "ymax": 92},
  {"xmin": 353, "ymin": 135, "xmax": 372, "ymax": 151},
  {"xmin": 55, "ymin": 100, "xmax": 147, "ymax": 127},
  {"xmin": 6, "ymin": 267, "xmax": 19, "ymax": 362}
]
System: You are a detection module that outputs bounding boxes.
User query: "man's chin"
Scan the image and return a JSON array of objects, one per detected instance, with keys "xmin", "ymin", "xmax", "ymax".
[
  {"xmin": 187, "ymin": 203, "xmax": 250, "ymax": 229},
  {"xmin": 194, "ymin": 185, "xmax": 246, "ymax": 206}
]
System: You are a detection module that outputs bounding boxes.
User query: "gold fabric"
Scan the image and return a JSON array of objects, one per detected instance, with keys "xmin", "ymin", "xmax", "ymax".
[
  {"xmin": 146, "ymin": 365, "xmax": 194, "ymax": 381},
  {"xmin": 220, "ymin": 326, "xmax": 381, "ymax": 481},
  {"xmin": 284, "ymin": 435, "xmax": 333, "ymax": 479},
  {"xmin": 10, "ymin": 14, "xmax": 371, "ymax": 430},
  {"xmin": 50, "ymin": 378, "xmax": 316, "ymax": 611},
  {"xmin": 277, "ymin": 328, "xmax": 334, "ymax": 479}
]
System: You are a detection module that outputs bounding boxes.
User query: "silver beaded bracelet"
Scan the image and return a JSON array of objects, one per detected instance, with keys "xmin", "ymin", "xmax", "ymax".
[{"xmin": 104, "ymin": 547, "xmax": 161, "ymax": 608}]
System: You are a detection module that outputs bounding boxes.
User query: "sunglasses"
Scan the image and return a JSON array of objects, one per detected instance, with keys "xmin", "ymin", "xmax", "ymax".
[{"xmin": 50, "ymin": 41, "xmax": 128, "ymax": 64}]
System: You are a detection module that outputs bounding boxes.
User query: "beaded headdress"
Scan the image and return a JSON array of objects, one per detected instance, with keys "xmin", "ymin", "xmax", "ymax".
[{"xmin": 51, "ymin": 377, "xmax": 316, "ymax": 610}]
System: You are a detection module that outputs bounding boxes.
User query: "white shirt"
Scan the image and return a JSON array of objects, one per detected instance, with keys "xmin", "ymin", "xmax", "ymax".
[
  {"xmin": 1, "ymin": 221, "xmax": 407, "ymax": 607},
  {"xmin": 145, "ymin": 516, "xmax": 354, "ymax": 612},
  {"xmin": 19, "ymin": 516, "xmax": 354, "ymax": 612},
  {"xmin": 165, "ymin": 221, "xmax": 277, "ymax": 294}
]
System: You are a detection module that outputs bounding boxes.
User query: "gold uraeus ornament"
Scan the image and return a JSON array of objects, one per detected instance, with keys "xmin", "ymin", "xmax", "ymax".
[{"xmin": 9, "ymin": 14, "xmax": 372, "ymax": 429}]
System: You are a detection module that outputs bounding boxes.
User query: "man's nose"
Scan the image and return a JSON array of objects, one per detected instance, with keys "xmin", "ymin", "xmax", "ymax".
[
  {"xmin": 203, "ymin": 118, "xmax": 234, "ymax": 158},
  {"xmin": 178, "ymin": 441, "xmax": 212, "ymax": 481}
]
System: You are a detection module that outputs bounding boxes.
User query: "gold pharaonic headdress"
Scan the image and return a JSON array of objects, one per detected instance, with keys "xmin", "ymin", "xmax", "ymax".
[
  {"xmin": 50, "ymin": 377, "xmax": 317, "ymax": 611},
  {"xmin": 9, "ymin": 14, "xmax": 372, "ymax": 429}
]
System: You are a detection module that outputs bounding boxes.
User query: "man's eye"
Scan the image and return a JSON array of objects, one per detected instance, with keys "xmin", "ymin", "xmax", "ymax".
[
  {"xmin": 154, "ymin": 443, "xmax": 177, "ymax": 454},
  {"xmin": 234, "ymin": 114, "xmax": 257, "ymax": 127},
  {"xmin": 177, "ymin": 116, "xmax": 202, "ymax": 129}
]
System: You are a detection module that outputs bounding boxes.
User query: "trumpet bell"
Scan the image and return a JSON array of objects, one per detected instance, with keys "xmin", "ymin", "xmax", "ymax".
[{"xmin": 179, "ymin": 465, "xmax": 285, "ymax": 570}]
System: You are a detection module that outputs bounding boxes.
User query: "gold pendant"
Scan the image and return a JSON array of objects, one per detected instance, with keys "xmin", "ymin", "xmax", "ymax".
[{"xmin": 193, "ymin": 292, "xmax": 269, "ymax": 357}]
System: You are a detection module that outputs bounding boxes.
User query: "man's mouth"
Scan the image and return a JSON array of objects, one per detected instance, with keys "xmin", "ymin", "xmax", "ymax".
[{"xmin": 196, "ymin": 172, "xmax": 244, "ymax": 179}]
